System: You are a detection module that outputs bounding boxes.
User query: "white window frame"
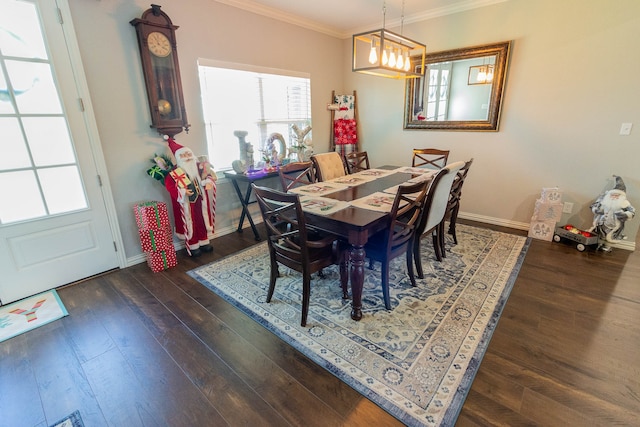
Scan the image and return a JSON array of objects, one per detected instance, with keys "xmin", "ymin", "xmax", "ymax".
[{"xmin": 197, "ymin": 59, "xmax": 311, "ymax": 172}]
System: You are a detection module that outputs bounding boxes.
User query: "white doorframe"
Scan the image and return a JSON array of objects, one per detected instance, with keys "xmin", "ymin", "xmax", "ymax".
[{"xmin": 56, "ymin": 0, "xmax": 125, "ymax": 269}]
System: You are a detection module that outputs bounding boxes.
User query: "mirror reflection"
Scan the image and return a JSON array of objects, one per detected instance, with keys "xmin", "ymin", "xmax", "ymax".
[{"xmin": 404, "ymin": 41, "xmax": 511, "ymax": 131}]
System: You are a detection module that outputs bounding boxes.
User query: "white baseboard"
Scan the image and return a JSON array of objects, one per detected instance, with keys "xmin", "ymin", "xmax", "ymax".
[
  {"xmin": 126, "ymin": 211, "xmax": 635, "ymax": 266},
  {"xmin": 457, "ymin": 212, "xmax": 530, "ymax": 231},
  {"xmin": 458, "ymin": 212, "xmax": 636, "ymax": 251},
  {"xmin": 125, "ymin": 223, "xmax": 247, "ymax": 267}
]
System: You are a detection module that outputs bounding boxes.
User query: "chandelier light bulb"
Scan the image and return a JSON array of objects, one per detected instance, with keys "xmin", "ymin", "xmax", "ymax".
[
  {"xmin": 477, "ymin": 66, "xmax": 487, "ymax": 82},
  {"xmin": 368, "ymin": 39, "xmax": 378, "ymax": 64},
  {"xmin": 351, "ymin": 4, "xmax": 426, "ymax": 79},
  {"xmin": 388, "ymin": 48, "xmax": 396, "ymax": 68}
]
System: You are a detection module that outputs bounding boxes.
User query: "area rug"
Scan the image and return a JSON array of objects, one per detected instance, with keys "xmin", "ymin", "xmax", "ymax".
[
  {"xmin": 49, "ymin": 410, "xmax": 84, "ymax": 427},
  {"xmin": 189, "ymin": 224, "xmax": 530, "ymax": 426},
  {"xmin": 0, "ymin": 290, "xmax": 68, "ymax": 343}
]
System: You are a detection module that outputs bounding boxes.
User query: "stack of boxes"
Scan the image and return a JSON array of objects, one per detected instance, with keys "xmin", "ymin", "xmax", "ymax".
[
  {"xmin": 528, "ymin": 187, "xmax": 563, "ymax": 241},
  {"xmin": 134, "ymin": 201, "xmax": 177, "ymax": 272}
]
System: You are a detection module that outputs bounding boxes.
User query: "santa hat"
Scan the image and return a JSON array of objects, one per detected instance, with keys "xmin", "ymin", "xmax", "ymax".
[
  {"xmin": 166, "ymin": 136, "xmax": 182, "ymax": 154},
  {"xmin": 613, "ymin": 175, "xmax": 626, "ymax": 192},
  {"xmin": 166, "ymin": 136, "xmax": 189, "ymax": 158}
]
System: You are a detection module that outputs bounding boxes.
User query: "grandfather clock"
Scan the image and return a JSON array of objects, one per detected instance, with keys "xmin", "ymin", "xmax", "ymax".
[{"xmin": 130, "ymin": 4, "xmax": 189, "ymax": 137}]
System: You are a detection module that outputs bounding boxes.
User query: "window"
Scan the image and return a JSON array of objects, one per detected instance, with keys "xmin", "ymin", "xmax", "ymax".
[
  {"xmin": 0, "ymin": 0, "xmax": 88, "ymax": 224},
  {"xmin": 198, "ymin": 60, "xmax": 311, "ymax": 171},
  {"xmin": 425, "ymin": 62, "xmax": 451, "ymax": 121}
]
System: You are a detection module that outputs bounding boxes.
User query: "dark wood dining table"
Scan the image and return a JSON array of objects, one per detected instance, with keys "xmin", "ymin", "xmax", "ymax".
[
  {"xmin": 226, "ymin": 165, "xmax": 424, "ymax": 321},
  {"xmin": 302, "ymin": 167, "xmax": 417, "ymax": 321}
]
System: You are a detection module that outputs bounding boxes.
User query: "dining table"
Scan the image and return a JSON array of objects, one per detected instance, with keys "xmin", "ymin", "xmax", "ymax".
[
  {"xmin": 299, "ymin": 166, "xmax": 430, "ymax": 321},
  {"xmin": 227, "ymin": 164, "xmax": 435, "ymax": 321}
]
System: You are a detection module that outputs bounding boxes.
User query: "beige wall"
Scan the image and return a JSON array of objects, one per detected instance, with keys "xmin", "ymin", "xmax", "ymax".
[
  {"xmin": 68, "ymin": 0, "xmax": 343, "ymax": 260},
  {"xmin": 347, "ymin": 0, "xmax": 639, "ymax": 248},
  {"xmin": 68, "ymin": 0, "xmax": 639, "ymax": 261}
]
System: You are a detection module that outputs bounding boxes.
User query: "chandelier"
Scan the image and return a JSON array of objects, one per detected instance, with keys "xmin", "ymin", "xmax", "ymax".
[
  {"xmin": 352, "ymin": 1, "xmax": 426, "ymax": 79},
  {"xmin": 468, "ymin": 64, "xmax": 495, "ymax": 85}
]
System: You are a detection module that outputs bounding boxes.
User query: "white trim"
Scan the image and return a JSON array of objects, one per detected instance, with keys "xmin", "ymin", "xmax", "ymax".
[
  {"xmin": 126, "ymin": 209, "xmax": 636, "ymax": 267},
  {"xmin": 214, "ymin": 0, "xmax": 511, "ymax": 39},
  {"xmin": 57, "ymin": 0, "xmax": 126, "ymax": 267},
  {"xmin": 458, "ymin": 212, "xmax": 530, "ymax": 231},
  {"xmin": 197, "ymin": 58, "xmax": 311, "ymax": 79},
  {"xmin": 213, "ymin": 0, "xmax": 345, "ymax": 38},
  {"xmin": 459, "ymin": 212, "xmax": 636, "ymax": 251},
  {"xmin": 125, "ymin": 223, "xmax": 241, "ymax": 267},
  {"xmin": 398, "ymin": 0, "xmax": 511, "ymax": 28}
]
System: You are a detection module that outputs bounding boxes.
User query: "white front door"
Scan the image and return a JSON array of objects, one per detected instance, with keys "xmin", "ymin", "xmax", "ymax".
[{"xmin": 0, "ymin": 0, "xmax": 120, "ymax": 304}]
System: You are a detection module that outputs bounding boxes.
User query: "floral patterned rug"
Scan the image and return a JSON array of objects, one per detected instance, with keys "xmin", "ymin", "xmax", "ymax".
[{"xmin": 188, "ymin": 224, "xmax": 530, "ymax": 426}]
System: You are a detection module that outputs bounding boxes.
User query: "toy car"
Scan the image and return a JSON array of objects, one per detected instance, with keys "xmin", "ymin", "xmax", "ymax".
[{"xmin": 553, "ymin": 225, "xmax": 599, "ymax": 251}]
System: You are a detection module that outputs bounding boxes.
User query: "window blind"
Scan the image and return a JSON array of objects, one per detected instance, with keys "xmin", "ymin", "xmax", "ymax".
[{"xmin": 198, "ymin": 62, "xmax": 311, "ymax": 171}]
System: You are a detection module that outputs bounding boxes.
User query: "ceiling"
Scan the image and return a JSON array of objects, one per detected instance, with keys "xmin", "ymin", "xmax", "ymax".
[{"xmin": 215, "ymin": 0, "xmax": 509, "ymax": 38}]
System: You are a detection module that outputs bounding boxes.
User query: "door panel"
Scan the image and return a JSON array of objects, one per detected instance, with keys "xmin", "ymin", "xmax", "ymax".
[{"xmin": 0, "ymin": 0, "xmax": 119, "ymax": 304}]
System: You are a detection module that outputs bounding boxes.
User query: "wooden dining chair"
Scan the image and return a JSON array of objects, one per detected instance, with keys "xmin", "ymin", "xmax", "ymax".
[
  {"xmin": 363, "ymin": 180, "xmax": 430, "ymax": 310},
  {"xmin": 278, "ymin": 160, "xmax": 330, "ymax": 256},
  {"xmin": 279, "ymin": 161, "xmax": 316, "ymax": 192},
  {"xmin": 445, "ymin": 158, "xmax": 474, "ymax": 248},
  {"xmin": 252, "ymin": 184, "xmax": 341, "ymax": 327},
  {"xmin": 411, "ymin": 148, "xmax": 450, "ymax": 169},
  {"xmin": 310, "ymin": 152, "xmax": 347, "ymax": 181},
  {"xmin": 344, "ymin": 151, "xmax": 370, "ymax": 174},
  {"xmin": 412, "ymin": 161, "xmax": 466, "ymax": 279}
]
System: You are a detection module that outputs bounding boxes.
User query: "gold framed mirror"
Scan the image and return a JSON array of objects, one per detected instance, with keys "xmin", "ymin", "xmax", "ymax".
[{"xmin": 404, "ymin": 41, "xmax": 511, "ymax": 131}]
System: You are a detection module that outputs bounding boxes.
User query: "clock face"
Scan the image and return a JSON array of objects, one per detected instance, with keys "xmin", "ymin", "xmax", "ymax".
[{"xmin": 147, "ymin": 32, "xmax": 172, "ymax": 57}]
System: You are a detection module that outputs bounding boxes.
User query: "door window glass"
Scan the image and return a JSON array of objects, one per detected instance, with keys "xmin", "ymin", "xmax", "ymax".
[{"xmin": 0, "ymin": 0, "xmax": 88, "ymax": 224}]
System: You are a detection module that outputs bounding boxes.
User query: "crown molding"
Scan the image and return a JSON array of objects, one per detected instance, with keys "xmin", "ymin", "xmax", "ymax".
[
  {"xmin": 388, "ymin": 0, "xmax": 509, "ymax": 29},
  {"xmin": 215, "ymin": 0, "xmax": 510, "ymax": 39},
  {"xmin": 214, "ymin": 0, "xmax": 345, "ymax": 38}
]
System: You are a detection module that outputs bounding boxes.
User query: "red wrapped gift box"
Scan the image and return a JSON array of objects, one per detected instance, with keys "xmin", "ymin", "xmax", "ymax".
[
  {"xmin": 138, "ymin": 227, "xmax": 173, "ymax": 252},
  {"xmin": 134, "ymin": 201, "xmax": 170, "ymax": 230},
  {"xmin": 146, "ymin": 249, "xmax": 177, "ymax": 273}
]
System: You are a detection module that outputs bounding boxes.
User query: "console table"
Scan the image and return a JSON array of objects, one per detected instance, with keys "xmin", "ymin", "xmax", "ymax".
[{"xmin": 224, "ymin": 170, "xmax": 279, "ymax": 240}]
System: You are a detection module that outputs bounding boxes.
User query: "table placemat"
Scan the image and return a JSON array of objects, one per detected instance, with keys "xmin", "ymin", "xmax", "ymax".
[
  {"xmin": 300, "ymin": 196, "xmax": 351, "ymax": 215},
  {"xmin": 325, "ymin": 174, "xmax": 373, "ymax": 186},
  {"xmin": 350, "ymin": 191, "xmax": 404, "ymax": 212},
  {"xmin": 382, "ymin": 184, "xmax": 423, "ymax": 199},
  {"xmin": 351, "ymin": 168, "xmax": 396, "ymax": 178},
  {"xmin": 289, "ymin": 182, "xmax": 349, "ymax": 196},
  {"xmin": 394, "ymin": 166, "xmax": 438, "ymax": 176}
]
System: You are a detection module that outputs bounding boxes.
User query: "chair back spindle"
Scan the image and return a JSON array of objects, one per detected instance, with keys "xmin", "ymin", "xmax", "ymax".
[
  {"xmin": 279, "ymin": 161, "xmax": 316, "ymax": 192},
  {"xmin": 445, "ymin": 158, "xmax": 474, "ymax": 245},
  {"xmin": 412, "ymin": 148, "xmax": 450, "ymax": 169},
  {"xmin": 344, "ymin": 151, "xmax": 370, "ymax": 174}
]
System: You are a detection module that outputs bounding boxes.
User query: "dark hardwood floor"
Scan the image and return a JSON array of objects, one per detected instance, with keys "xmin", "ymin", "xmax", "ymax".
[{"xmin": 1, "ymin": 220, "xmax": 638, "ymax": 426}]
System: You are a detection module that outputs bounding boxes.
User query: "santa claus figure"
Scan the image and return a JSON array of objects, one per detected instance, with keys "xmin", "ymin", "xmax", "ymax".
[
  {"xmin": 165, "ymin": 137, "xmax": 217, "ymax": 256},
  {"xmin": 589, "ymin": 175, "xmax": 635, "ymax": 250}
]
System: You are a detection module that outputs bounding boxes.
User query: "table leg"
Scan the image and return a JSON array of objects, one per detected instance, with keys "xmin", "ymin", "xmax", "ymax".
[
  {"xmin": 230, "ymin": 179, "xmax": 261, "ymax": 241},
  {"xmin": 349, "ymin": 244, "xmax": 365, "ymax": 321},
  {"xmin": 339, "ymin": 244, "xmax": 349, "ymax": 299}
]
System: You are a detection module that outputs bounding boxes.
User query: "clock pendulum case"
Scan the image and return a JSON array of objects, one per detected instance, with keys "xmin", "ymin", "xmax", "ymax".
[{"xmin": 130, "ymin": 4, "xmax": 190, "ymax": 137}]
